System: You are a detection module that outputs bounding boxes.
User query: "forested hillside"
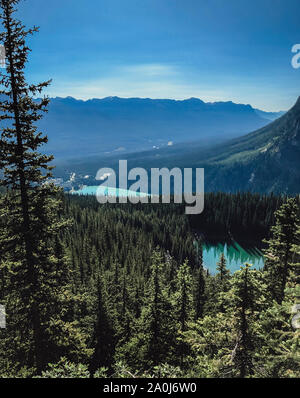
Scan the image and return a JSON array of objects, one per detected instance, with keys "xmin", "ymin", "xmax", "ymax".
[{"xmin": 1, "ymin": 193, "xmax": 299, "ymax": 377}]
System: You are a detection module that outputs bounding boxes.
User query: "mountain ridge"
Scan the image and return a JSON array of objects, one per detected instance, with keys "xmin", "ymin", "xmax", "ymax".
[
  {"xmin": 38, "ymin": 96, "xmax": 283, "ymax": 159},
  {"xmin": 54, "ymin": 97, "xmax": 299, "ymax": 194},
  {"xmin": 183, "ymin": 96, "xmax": 300, "ymax": 193}
]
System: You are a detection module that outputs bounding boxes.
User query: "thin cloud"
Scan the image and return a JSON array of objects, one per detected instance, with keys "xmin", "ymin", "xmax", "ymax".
[
  {"xmin": 46, "ymin": 62, "xmax": 226, "ymax": 102},
  {"xmin": 121, "ymin": 63, "xmax": 179, "ymax": 77}
]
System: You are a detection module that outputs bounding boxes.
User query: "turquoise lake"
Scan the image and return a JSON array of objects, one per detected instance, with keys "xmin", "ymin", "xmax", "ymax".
[
  {"xmin": 201, "ymin": 242, "xmax": 264, "ymax": 274},
  {"xmin": 71, "ymin": 185, "xmax": 150, "ymax": 197}
]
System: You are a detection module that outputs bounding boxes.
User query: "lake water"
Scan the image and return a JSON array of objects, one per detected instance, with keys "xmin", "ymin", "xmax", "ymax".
[
  {"xmin": 201, "ymin": 241, "xmax": 264, "ymax": 274},
  {"xmin": 71, "ymin": 185, "xmax": 150, "ymax": 197}
]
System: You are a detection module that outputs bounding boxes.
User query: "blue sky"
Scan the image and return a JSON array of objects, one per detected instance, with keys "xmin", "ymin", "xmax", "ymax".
[{"xmin": 18, "ymin": 0, "xmax": 300, "ymax": 111}]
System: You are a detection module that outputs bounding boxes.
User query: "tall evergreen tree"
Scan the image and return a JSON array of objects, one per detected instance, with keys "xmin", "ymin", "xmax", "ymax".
[
  {"xmin": 174, "ymin": 261, "xmax": 194, "ymax": 366},
  {"xmin": 117, "ymin": 251, "xmax": 176, "ymax": 370},
  {"xmin": 193, "ymin": 242, "xmax": 206, "ymax": 319},
  {"xmin": 0, "ymin": 0, "xmax": 90, "ymax": 373},
  {"xmin": 89, "ymin": 274, "xmax": 115, "ymax": 375},
  {"xmin": 139, "ymin": 251, "xmax": 176, "ymax": 368},
  {"xmin": 229, "ymin": 264, "xmax": 262, "ymax": 377},
  {"xmin": 263, "ymin": 198, "xmax": 300, "ymax": 304},
  {"xmin": 175, "ymin": 261, "xmax": 193, "ymax": 333},
  {"xmin": 256, "ymin": 225, "xmax": 300, "ymax": 377},
  {"xmin": 216, "ymin": 252, "xmax": 230, "ymax": 312},
  {"xmin": 216, "ymin": 253, "xmax": 230, "ymax": 285},
  {"xmin": 194, "ymin": 267, "xmax": 206, "ymax": 319}
]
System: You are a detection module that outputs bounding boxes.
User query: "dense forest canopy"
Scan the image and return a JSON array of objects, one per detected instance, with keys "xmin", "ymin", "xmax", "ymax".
[{"xmin": 1, "ymin": 191, "xmax": 299, "ymax": 377}]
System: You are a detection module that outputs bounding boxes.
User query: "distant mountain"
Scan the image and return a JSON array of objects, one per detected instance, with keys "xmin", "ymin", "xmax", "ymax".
[
  {"xmin": 54, "ymin": 97, "xmax": 300, "ymax": 195},
  {"xmin": 254, "ymin": 108, "xmax": 285, "ymax": 121},
  {"xmin": 39, "ymin": 96, "xmax": 275, "ymax": 159},
  {"xmin": 121, "ymin": 97, "xmax": 299, "ymax": 194}
]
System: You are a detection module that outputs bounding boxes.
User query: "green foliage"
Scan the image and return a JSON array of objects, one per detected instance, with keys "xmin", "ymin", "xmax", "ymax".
[
  {"xmin": 143, "ymin": 363, "xmax": 184, "ymax": 378},
  {"xmin": 0, "ymin": 0, "xmax": 299, "ymax": 381},
  {"xmin": 37, "ymin": 358, "xmax": 90, "ymax": 378},
  {"xmin": 0, "ymin": 0, "xmax": 91, "ymax": 373},
  {"xmin": 1, "ymin": 187, "xmax": 298, "ymax": 378},
  {"xmin": 117, "ymin": 251, "xmax": 177, "ymax": 370},
  {"xmin": 263, "ymin": 197, "xmax": 300, "ymax": 304}
]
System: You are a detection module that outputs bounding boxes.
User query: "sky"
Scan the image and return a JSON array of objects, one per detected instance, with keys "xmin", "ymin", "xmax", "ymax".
[{"xmin": 17, "ymin": 0, "xmax": 300, "ymax": 111}]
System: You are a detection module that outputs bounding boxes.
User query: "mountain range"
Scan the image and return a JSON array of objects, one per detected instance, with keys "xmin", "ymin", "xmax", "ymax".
[
  {"xmin": 130, "ymin": 96, "xmax": 300, "ymax": 194},
  {"xmin": 39, "ymin": 96, "xmax": 283, "ymax": 159},
  {"xmin": 54, "ymin": 97, "xmax": 299, "ymax": 195}
]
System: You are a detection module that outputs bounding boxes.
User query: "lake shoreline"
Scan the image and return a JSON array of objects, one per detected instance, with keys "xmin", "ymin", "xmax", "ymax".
[{"xmin": 193, "ymin": 229, "xmax": 265, "ymax": 273}]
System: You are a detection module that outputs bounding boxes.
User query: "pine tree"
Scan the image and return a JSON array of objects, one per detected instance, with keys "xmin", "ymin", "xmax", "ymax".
[
  {"xmin": 216, "ymin": 253, "xmax": 230, "ymax": 285},
  {"xmin": 256, "ymin": 225, "xmax": 300, "ymax": 377},
  {"xmin": 216, "ymin": 252, "xmax": 230, "ymax": 312},
  {"xmin": 89, "ymin": 274, "xmax": 115, "ymax": 375},
  {"xmin": 176, "ymin": 262, "xmax": 193, "ymax": 332},
  {"xmin": 194, "ymin": 266, "xmax": 206, "ymax": 319},
  {"xmin": 229, "ymin": 264, "xmax": 262, "ymax": 377},
  {"xmin": 263, "ymin": 198, "xmax": 300, "ymax": 304},
  {"xmin": 256, "ymin": 283, "xmax": 300, "ymax": 377},
  {"xmin": 0, "ymin": 0, "xmax": 90, "ymax": 373},
  {"xmin": 174, "ymin": 261, "xmax": 194, "ymax": 366},
  {"xmin": 117, "ymin": 250, "xmax": 176, "ymax": 370},
  {"xmin": 193, "ymin": 242, "xmax": 206, "ymax": 319},
  {"xmin": 140, "ymin": 250, "xmax": 176, "ymax": 368}
]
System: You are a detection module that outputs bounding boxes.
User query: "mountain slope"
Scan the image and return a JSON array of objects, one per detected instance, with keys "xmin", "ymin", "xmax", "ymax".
[
  {"xmin": 186, "ymin": 96, "xmax": 300, "ymax": 193},
  {"xmin": 81, "ymin": 97, "xmax": 299, "ymax": 193}
]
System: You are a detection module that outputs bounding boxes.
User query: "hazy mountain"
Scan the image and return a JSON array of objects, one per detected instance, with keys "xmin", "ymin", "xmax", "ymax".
[
  {"xmin": 199, "ymin": 96, "xmax": 300, "ymax": 193},
  {"xmin": 54, "ymin": 97, "xmax": 300, "ymax": 195},
  {"xmin": 123, "ymin": 97, "xmax": 300, "ymax": 194},
  {"xmin": 39, "ymin": 96, "xmax": 275, "ymax": 159},
  {"xmin": 254, "ymin": 108, "xmax": 285, "ymax": 121}
]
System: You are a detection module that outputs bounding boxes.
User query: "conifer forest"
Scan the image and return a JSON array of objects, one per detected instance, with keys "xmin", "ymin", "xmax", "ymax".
[{"xmin": 0, "ymin": 0, "xmax": 299, "ymax": 381}]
